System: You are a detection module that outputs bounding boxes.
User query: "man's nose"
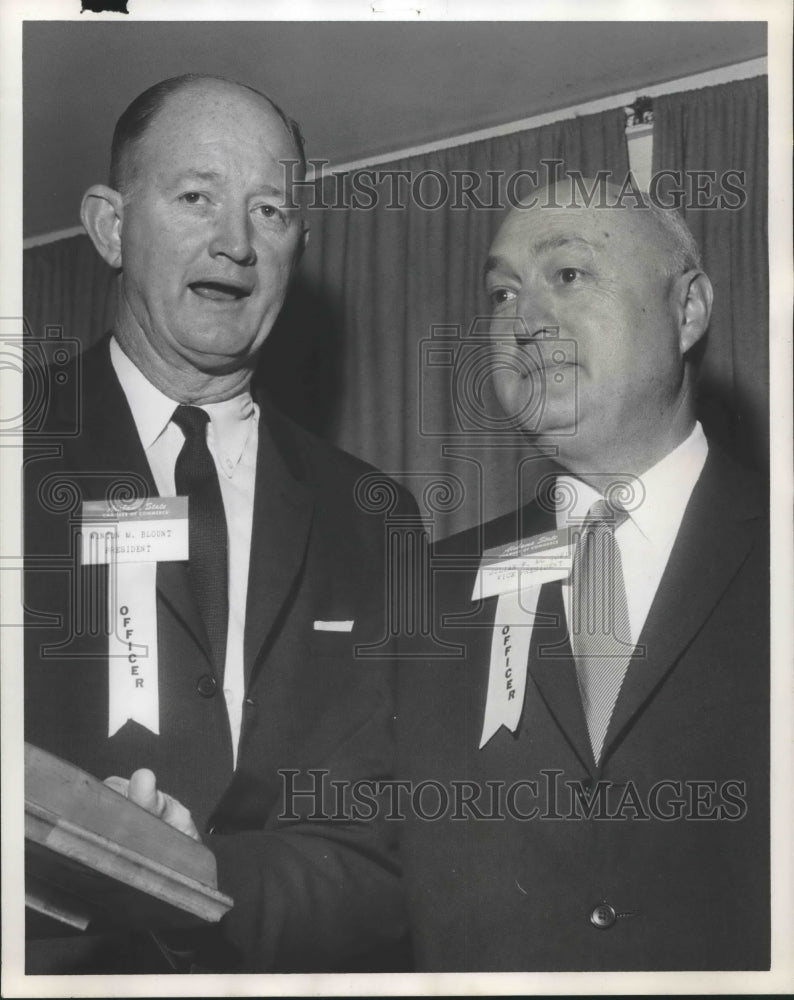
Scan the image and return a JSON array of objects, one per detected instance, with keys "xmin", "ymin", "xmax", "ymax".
[
  {"xmin": 514, "ymin": 286, "xmax": 556, "ymax": 342},
  {"xmin": 208, "ymin": 207, "xmax": 257, "ymax": 266}
]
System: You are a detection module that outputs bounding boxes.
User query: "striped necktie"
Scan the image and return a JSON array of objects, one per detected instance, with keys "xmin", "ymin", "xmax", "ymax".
[{"xmin": 569, "ymin": 499, "xmax": 633, "ymax": 764}]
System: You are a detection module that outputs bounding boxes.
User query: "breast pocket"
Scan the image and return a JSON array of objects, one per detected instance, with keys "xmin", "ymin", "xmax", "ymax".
[{"xmin": 310, "ymin": 627, "xmax": 357, "ymax": 661}]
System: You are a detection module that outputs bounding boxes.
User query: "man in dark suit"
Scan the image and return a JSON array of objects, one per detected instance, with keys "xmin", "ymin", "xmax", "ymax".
[
  {"xmin": 24, "ymin": 74, "xmax": 411, "ymax": 973},
  {"xmin": 398, "ymin": 179, "xmax": 769, "ymax": 970}
]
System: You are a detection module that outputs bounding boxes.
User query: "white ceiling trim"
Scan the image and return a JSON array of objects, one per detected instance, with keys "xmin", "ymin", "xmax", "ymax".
[
  {"xmin": 315, "ymin": 56, "xmax": 767, "ymax": 177},
  {"xmin": 23, "ymin": 55, "xmax": 767, "ymax": 250}
]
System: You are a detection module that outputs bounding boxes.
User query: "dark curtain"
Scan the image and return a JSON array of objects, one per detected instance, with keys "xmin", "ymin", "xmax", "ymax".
[
  {"xmin": 264, "ymin": 108, "xmax": 630, "ymax": 537},
  {"xmin": 652, "ymin": 76, "xmax": 768, "ymax": 470},
  {"xmin": 24, "ymin": 109, "xmax": 629, "ymax": 536},
  {"xmin": 23, "ymin": 233, "xmax": 116, "ymax": 344}
]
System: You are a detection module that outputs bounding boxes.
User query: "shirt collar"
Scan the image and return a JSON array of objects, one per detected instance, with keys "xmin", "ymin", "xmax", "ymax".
[
  {"xmin": 109, "ymin": 336, "xmax": 257, "ymax": 475},
  {"xmin": 110, "ymin": 336, "xmax": 176, "ymax": 450},
  {"xmin": 202, "ymin": 393, "xmax": 256, "ymax": 477},
  {"xmin": 555, "ymin": 422, "xmax": 709, "ymax": 551}
]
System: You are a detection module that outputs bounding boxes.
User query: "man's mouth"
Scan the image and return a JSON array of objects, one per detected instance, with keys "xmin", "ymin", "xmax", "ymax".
[{"xmin": 189, "ymin": 281, "xmax": 251, "ymax": 301}]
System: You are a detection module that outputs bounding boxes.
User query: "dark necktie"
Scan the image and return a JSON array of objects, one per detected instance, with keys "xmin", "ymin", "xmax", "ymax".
[
  {"xmin": 569, "ymin": 499, "xmax": 633, "ymax": 764},
  {"xmin": 172, "ymin": 405, "xmax": 229, "ymax": 678}
]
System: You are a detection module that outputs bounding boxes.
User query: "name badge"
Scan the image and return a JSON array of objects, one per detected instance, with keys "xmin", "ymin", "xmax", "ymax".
[
  {"xmin": 81, "ymin": 497, "xmax": 189, "ymax": 564},
  {"xmin": 81, "ymin": 498, "xmax": 189, "ymax": 738},
  {"xmin": 472, "ymin": 527, "xmax": 573, "ymax": 600}
]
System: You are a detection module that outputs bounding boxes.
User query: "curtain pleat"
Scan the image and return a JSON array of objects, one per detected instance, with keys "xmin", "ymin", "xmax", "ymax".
[
  {"xmin": 652, "ymin": 76, "xmax": 768, "ymax": 469},
  {"xmin": 23, "ymin": 234, "xmax": 116, "ymax": 346}
]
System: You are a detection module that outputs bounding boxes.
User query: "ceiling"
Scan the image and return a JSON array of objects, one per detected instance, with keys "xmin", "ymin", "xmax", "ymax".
[{"xmin": 22, "ymin": 20, "xmax": 766, "ymax": 238}]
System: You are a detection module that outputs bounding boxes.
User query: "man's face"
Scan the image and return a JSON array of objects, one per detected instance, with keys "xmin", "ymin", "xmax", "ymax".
[
  {"xmin": 483, "ymin": 197, "xmax": 687, "ymax": 472},
  {"xmin": 116, "ymin": 81, "xmax": 304, "ymax": 378}
]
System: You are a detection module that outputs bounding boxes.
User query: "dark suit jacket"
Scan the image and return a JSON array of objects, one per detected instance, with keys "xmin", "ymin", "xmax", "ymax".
[
  {"xmin": 397, "ymin": 448, "xmax": 769, "ymax": 971},
  {"xmin": 24, "ymin": 335, "xmax": 413, "ymax": 973}
]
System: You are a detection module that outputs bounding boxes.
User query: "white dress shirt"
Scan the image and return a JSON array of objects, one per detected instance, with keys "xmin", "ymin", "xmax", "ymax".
[
  {"xmin": 110, "ymin": 337, "xmax": 258, "ymax": 766},
  {"xmin": 556, "ymin": 423, "xmax": 709, "ymax": 645}
]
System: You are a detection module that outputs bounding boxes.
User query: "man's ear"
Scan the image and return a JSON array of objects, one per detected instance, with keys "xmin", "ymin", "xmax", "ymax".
[
  {"xmin": 80, "ymin": 185, "xmax": 125, "ymax": 269},
  {"xmin": 672, "ymin": 269, "xmax": 714, "ymax": 355}
]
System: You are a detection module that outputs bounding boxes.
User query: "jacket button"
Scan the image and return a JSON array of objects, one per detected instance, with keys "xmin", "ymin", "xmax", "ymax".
[
  {"xmin": 196, "ymin": 674, "xmax": 217, "ymax": 698},
  {"xmin": 589, "ymin": 903, "xmax": 617, "ymax": 929}
]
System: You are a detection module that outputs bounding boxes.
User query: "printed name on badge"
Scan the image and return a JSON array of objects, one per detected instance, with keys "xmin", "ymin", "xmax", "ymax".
[
  {"xmin": 81, "ymin": 496, "xmax": 189, "ymax": 564},
  {"xmin": 473, "ymin": 527, "xmax": 573, "ymax": 600}
]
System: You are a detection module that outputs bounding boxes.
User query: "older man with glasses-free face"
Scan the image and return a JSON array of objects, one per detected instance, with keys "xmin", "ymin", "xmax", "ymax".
[
  {"xmin": 24, "ymin": 74, "xmax": 413, "ymax": 974},
  {"xmin": 398, "ymin": 181, "xmax": 769, "ymax": 972}
]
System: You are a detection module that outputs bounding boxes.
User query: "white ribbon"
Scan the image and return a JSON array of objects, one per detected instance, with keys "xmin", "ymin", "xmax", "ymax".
[
  {"xmin": 475, "ymin": 527, "xmax": 577, "ymax": 748},
  {"xmin": 479, "ymin": 586, "xmax": 542, "ymax": 749},
  {"xmin": 107, "ymin": 560, "xmax": 160, "ymax": 737},
  {"xmin": 81, "ymin": 500, "xmax": 188, "ymax": 739}
]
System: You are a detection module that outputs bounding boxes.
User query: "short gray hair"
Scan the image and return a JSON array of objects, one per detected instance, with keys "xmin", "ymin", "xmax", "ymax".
[{"xmin": 635, "ymin": 193, "xmax": 703, "ymax": 276}]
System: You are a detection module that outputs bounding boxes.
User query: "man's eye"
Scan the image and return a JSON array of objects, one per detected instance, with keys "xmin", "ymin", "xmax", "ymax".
[
  {"xmin": 254, "ymin": 204, "xmax": 282, "ymax": 221},
  {"xmin": 488, "ymin": 288, "xmax": 514, "ymax": 306},
  {"xmin": 179, "ymin": 192, "xmax": 207, "ymax": 205},
  {"xmin": 558, "ymin": 268, "xmax": 580, "ymax": 284}
]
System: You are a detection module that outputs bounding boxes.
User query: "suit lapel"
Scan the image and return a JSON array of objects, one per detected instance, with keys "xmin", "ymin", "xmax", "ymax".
[
  {"xmin": 243, "ymin": 399, "xmax": 314, "ymax": 685},
  {"xmin": 72, "ymin": 338, "xmax": 155, "ymax": 495},
  {"xmin": 601, "ymin": 449, "xmax": 765, "ymax": 763},
  {"xmin": 475, "ymin": 451, "xmax": 764, "ymax": 775},
  {"xmin": 510, "ymin": 502, "xmax": 594, "ymax": 769},
  {"xmin": 528, "ymin": 581, "xmax": 596, "ymax": 774},
  {"xmin": 74, "ymin": 338, "xmax": 213, "ymax": 665}
]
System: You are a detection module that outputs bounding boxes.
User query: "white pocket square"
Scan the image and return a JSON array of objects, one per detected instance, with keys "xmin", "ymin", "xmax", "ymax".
[{"xmin": 313, "ymin": 620, "xmax": 354, "ymax": 632}]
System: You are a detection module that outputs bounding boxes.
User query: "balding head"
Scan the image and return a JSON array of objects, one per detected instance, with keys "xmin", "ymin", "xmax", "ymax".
[
  {"xmin": 109, "ymin": 73, "xmax": 306, "ymax": 196},
  {"xmin": 492, "ymin": 176, "xmax": 702, "ymax": 280}
]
